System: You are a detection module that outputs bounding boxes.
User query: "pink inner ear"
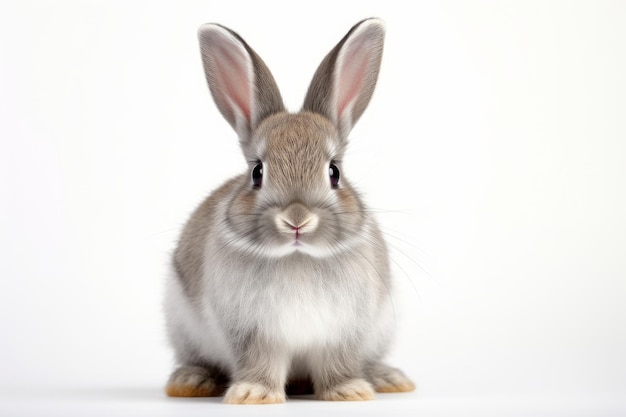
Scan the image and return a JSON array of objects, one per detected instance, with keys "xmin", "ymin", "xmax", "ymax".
[
  {"xmin": 337, "ymin": 37, "xmax": 370, "ymax": 120},
  {"xmin": 214, "ymin": 43, "xmax": 252, "ymax": 122}
]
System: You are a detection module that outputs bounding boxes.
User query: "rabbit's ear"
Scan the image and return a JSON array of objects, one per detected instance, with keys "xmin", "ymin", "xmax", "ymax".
[
  {"xmin": 303, "ymin": 18, "xmax": 385, "ymax": 140},
  {"xmin": 198, "ymin": 24, "xmax": 285, "ymax": 143}
]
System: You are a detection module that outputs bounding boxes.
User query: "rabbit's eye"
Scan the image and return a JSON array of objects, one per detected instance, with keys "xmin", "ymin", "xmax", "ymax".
[
  {"xmin": 252, "ymin": 163, "xmax": 263, "ymax": 188},
  {"xmin": 329, "ymin": 163, "xmax": 340, "ymax": 188}
]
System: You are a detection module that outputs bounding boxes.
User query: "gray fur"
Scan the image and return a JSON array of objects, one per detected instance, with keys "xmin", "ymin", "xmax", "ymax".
[{"xmin": 165, "ymin": 19, "xmax": 414, "ymax": 403}]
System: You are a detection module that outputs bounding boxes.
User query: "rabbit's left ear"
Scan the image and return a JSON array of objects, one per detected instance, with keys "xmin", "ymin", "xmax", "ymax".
[
  {"xmin": 198, "ymin": 24, "xmax": 285, "ymax": 144},
  {"xmin": 303, "ymin": 18, "xmax": 385, "ymax": 140}
]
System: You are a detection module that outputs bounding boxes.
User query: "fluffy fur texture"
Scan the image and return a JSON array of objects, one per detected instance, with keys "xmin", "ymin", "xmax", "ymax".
[{"xmin": 165, "ymin": 18, "xmax": 414, "ymax": 404}]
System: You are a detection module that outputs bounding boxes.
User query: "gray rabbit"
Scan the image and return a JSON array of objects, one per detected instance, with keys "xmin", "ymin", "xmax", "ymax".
[{"xmin": 164, "ymin": 18, "xmax": 414, "ymax": 403}]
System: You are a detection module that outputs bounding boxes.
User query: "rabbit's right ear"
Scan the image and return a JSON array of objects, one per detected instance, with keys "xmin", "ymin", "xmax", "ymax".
[
  {"xmin": 303, "ymin": 19, "xmax": 385, "ymax": 141},
  {"xmin": 198, "ymin": 24, "xmax": 285, "ymax": 143}
]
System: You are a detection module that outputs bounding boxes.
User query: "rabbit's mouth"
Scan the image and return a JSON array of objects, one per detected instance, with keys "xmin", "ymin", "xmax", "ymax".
[
  {"xmin": 260, "ymin": 231, "xmax": 334, "ymax": 258},
  {"xmin": 273, "ymin": 204, "xmax": 321, "ymax": 250},
  {"xmin": 282, "ymin": 235, "xmax": 314, "ymax": 252}
]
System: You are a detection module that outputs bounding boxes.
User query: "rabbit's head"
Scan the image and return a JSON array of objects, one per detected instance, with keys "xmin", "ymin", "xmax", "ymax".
[{"xmin": 198, "ymin": 19, "xmax": 385, "ymax": 258}]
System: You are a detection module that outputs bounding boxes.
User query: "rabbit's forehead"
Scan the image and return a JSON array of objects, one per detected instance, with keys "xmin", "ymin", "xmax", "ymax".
[{"xmin": 255, "ymin": 112, "xmax": 341, "ymax": 163}]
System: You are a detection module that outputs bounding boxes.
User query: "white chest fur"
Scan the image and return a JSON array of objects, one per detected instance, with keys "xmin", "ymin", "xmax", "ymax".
[{"xmin": 202, "ymin": 248, "xmax": 379, "ymax": 353}]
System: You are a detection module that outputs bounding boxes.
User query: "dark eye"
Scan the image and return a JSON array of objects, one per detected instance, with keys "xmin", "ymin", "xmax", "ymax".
[
  {"xmin": 329, "ymin": 163, "xmax": 340, "ymax": 188},
  {"xmin": 252, "ymin": 162, "xmax": 263, "ymax": 188}
]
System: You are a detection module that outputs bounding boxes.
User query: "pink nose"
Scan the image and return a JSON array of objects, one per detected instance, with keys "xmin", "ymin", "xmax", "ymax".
[{"xmin": 275, "ymin": 203, "xmax": 319, "ymax": 237}]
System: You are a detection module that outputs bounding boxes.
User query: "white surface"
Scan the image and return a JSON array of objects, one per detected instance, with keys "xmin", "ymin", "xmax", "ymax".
[
  {"xmin": 2, "ymin": 389, "xmax": 626, "ymax": 417},
  {"xmin": 1, "ymin": 1, "xmax": 625, "ymax": 416}
]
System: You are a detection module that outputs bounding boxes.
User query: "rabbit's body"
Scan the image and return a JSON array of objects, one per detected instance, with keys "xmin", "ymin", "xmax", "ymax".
[
  {"xmin": 165, "ymin": 20, "xmax": 414, "ymax": 403},
  {"xmin": 165, "ymin": 200, "xmax": 393, "ymax": 372}
]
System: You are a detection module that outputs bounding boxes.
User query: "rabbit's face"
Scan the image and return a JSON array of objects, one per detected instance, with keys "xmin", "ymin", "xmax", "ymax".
[{"xmin": 228, "ymin": 112, "xmax": 367, "ymax": 258}]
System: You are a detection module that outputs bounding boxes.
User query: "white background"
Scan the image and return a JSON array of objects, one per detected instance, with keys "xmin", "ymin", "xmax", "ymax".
[{"xmin": 1, "ymin": 1, "xmax": 625, "ymax": 416}]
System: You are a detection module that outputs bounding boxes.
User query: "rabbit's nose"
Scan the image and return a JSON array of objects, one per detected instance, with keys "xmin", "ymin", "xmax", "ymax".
[{"xmin": 275, "ymin": 203, "xmax": 319, "ymax": 235}]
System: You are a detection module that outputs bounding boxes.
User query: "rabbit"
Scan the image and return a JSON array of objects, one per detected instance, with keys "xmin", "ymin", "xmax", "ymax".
[{"xmin": 164, "ymin": 18, "xmax": 415, "ymax": 404}]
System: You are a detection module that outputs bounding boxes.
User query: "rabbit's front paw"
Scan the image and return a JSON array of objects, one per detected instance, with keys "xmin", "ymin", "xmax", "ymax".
[
  {"xmin": 316, "ymin": 378, "xmax": 375, "ymax": 401},
  {"xmin": 223, "ymin": 382, "xmax": 285, "ymax": 404}
]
